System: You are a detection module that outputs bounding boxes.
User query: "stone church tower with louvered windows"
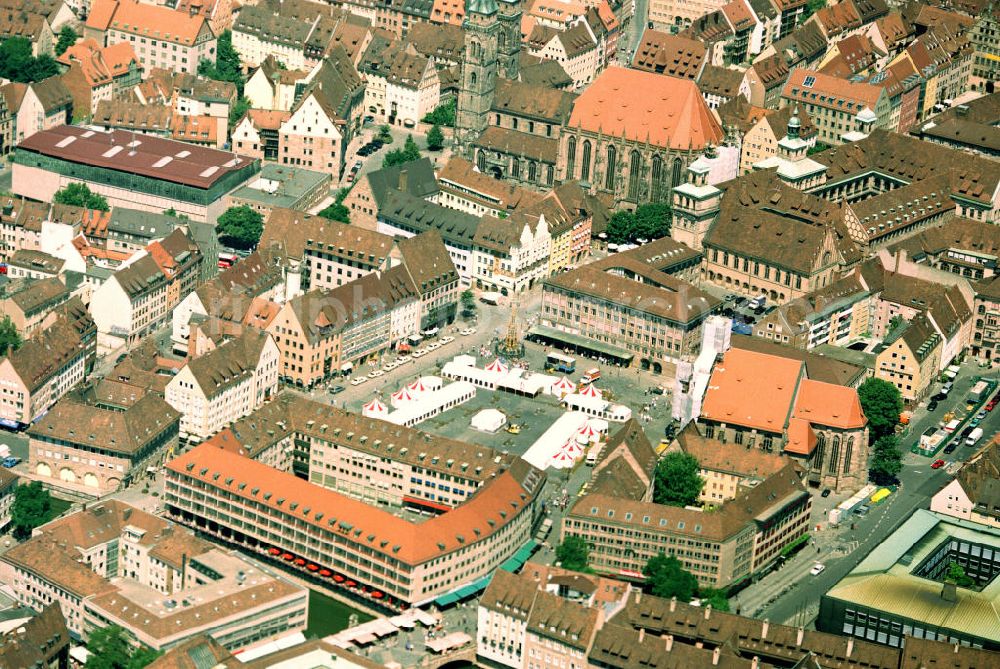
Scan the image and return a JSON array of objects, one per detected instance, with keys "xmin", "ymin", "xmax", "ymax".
[{"xmin": 456, "ymin": 0, "xmax": 501, "ymax": 151}]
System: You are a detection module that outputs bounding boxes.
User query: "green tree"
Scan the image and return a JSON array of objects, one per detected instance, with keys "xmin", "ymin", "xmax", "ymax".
[
  {"xmin": 653, "ymin": 452, "xmax": 704, "ymax": 507},
  {"xmin": 318, "ymin": 202, "xmax": 350, "ymax": 223},
  {"xmin": 11, "ymin": 481, "xmax": 52, "ymax": 541},
  {"xmin": 216, "ymin": 205, "xmax": 264, "ymax": 250},
  {"xmin": 556, "ymin": 535, "xmax": 590, "ymax": 572},
  {"xmin": 421, "ymin": 99, "xmax": 456, "ymax": 127},
  {"xmin": 460, "ymin": 289, "xmax": 476, "ymax": 318},
  {"xmin": 946, "ymin": 562, "xmax": 975, "ymax": 588},
  {"xmin": 163, "ymin": 208, "xmax": 188, "ymax": 220},
  {"xmin": 643, "ymin": 553, "xmax": 699, "ymax": 601},
  {"xmin": 700, "ymin": 588, "xmax": 730, "ymax": 611},
  {"xmin": 632, "ymin": 203, "xmax": 671, "ymax": 240},
  {"xmin": 198, "ymin": 30, "xmax": 244, "ymax": 94},
  {"xmin": 377, "ymin": 125, "xmax": 394, "ymax": 145},
  {"xmin": 53, "ymin": 183, "xmax": 109, "ymax": 211},
  {"xmin": 382, "ymin": 135, "xmax": 422, "ymax": 168},
  {"xmin": 802, "ymin": 0, "xmax": 827, "ymax": 20},
  {"xmin": 858, "ymin": 377, "xmax": 904, "ymax": 440},
  {"xmin": 228, "ymin": 96, "xmax": 251, "ymax": 131},
  {"xmin": 605, "ymin": 211, "xmax": 634, "ymax": 245},
  {"xmin": 55, "ymin": 25, "xmax": 78, "ymax": 56},
  {"xmin": 0, "ymin": 315, "xmax": 21, "ymax": 357},
  {"xmin": 86, "ymin": 625, "xmax": 132, "ymax": 669},
  {"xmin": 869, "ymin": 434, "xmax": 902, "ymax": 485},
  {"xmin": 426, "ymin": 123, "xmax": 445, "ymax": 151},
  {"xmin": 807, "ymin": 141, "xmax": 831, "ymax": 156},
  {"xmin": 0, "ymin": 38, "xmax": 59, "ymax": 83}
]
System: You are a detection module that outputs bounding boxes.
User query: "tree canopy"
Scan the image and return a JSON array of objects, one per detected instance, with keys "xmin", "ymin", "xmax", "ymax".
[
  {"xmin": 12, "ymin": 481, "xmax": 53, "ymax": 541},
  {"xmin": 421, "ymin": 99, "xmax": 456, "ymax": 127},
  {"xmin": 0, "ymin": 38, "xmax": 59, "ymax": 83},
  {"xmin": 653, "ymin": 452, "xmax": 704, "ymax": 507},
  {"xmin": 383, "ymin": 135, "xmax": 421, "ymax": 168},
  {"xmin": 643, "ymin": 553, "xmax": 699, "ymax": 601},
  {"xmin": 318, "ymin": 202, "xmax": 350, "ymax": 223},
  {"xmin": 55, "ymin": 26, "xmax": 78, "ymax": 57},
  {"xmin": 556, "ymin": 535, "xmax": 590, "ymax": 572},
  {"xmin": 605, "ymin": 203, "xmax": 671, "ymax": 245},
  {"xmin": 85, "ymin": 625, "xmax": 161, "ymax": 669},
  {"xmin": 228, "ymin": 96, "xmax": 251, "ymax": 131},
  {"xmin": 54, "ymin": 183, "xmax": 110, "ymax": 211},
  {"xmin": 460, "ymin": 289, "xmax": 476, "ymax": 318},
  {"xmin": 426, "ymin": 124, "xmax": 445, "ymax": 151},
  {"xmin": 197, "ymin": 30, "xmax": 244, "ymax": 94},
  {"xmin": 869, "ymin": 434, "xmax": 902, "ymax": 485},
  {"xmin": 0, "ymin": 315, "xmax": 21, "ymax": 358},
  {"xmin": 216, "ymin": 205, "xmax": 264, "ymax": 250},
  {"xmin": 858, "ymin": 377, "xmax": 903, "ymax": 440}
]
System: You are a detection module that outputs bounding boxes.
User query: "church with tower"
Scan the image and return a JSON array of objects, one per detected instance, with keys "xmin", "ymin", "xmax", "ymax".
[
  {"xmin": 456, "ymin": 0, "xmax": 577, "ymax": 190},
  {"xmin": 455, "ymin": 0, "xmax": 725, "ymax": 206}
]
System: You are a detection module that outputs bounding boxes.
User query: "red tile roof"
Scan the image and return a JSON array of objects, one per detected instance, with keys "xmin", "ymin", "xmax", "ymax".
[
  {"xmin": 166, "ymin": 441, "xmax": 539, "ymax": 565},
  {"xmin": 792, "ymin": 379, "xmax": 867, "ymax": 430},
  {"xmin": 701, "ymin": 348, "xmax": 803, "ymax": 433},
  {"xmin": 568, "ymin": 66, "xmax": 724, "ymax": 150}
]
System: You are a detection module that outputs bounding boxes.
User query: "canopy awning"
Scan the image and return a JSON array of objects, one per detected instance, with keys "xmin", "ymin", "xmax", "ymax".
[{"xmin": 526, "ymin": 325, "xmax": 634, "ymax": 362}]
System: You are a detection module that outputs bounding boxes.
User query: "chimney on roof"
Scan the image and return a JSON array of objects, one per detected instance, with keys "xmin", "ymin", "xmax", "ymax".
[
  {"xmin": 664, "ymin": 635, "xmax": 673, "ymax": 652},
  {"xmin": 751, "ymin": 657, "xmax": 760, "ymax": 669},
  {"xmin": 670, "ymin": 596, "xmax": 676, "ymax": 612},
  {"xmin": 638, "ymin": 628, "xmax": 645, "ymax": 643},
  {"xmin": 399, "ymin": 168, "xmax": 409, "ymax": 192},
  {"xmin": 634, "ymin": 591, "xmax": 642, "ymax": 604},
  {"xmin": 704, "ymin": 604, "xmax": 712, "ymax": 620},
  {"xmin": 846, "ymin": 638, "xmax": 854, "ymax": 657},
  {"xmin": 941, "ymin": 580, "xmax": 957, "ymax": 602},
  {"xmin": 796, "ymin": 626, "xmax": 804, "ymax": 647},
  {"xmin": 712, "ymin": 646, "xmax": 721, "ymax": 665},
  {"xmin": 761, "ymin": 619, "xmax": 769, "ymax": 639}
]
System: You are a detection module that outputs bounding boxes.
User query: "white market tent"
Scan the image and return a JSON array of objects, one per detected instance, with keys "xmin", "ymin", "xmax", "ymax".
[
  {"xmin": 523, "ymin": 411, "xmax": 589, "ymax": 470},
  {"xmin": 471, "ymin": 408, "xmax": 507, "ymax": 433},
  {"xmin": 385, "ymin": 381, "xmax": 476, "ymax": 427}
]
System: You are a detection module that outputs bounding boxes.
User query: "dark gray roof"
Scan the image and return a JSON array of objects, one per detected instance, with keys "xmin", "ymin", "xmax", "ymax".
[
  {"xmin": 378, "ymin": 189, "xmax": 481, "ymax": 248},
  {"xmin": 366, "ymin": 157, "xmax": 439, "ymax": 206}
]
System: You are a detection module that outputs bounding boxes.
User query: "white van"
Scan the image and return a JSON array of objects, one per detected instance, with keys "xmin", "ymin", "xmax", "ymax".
[{"xmin": 966, "ymin": 427, "xmax": 984, "ymax": 446}]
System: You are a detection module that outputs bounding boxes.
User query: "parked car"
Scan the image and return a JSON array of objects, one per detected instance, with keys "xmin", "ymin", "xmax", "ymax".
[
  {"xmin": 927, "ymin": 400, "xmax": 939, "ymax": 412},
  {"xmin": 821, "ymin": 488, "xmax": 831, "ymax": 498},
  {"xmin": 810, "ymin": 563, "xmax": 826, "ymax": 576},
  {"xmin": 944, "ymin": 443, "xmax": 958, "ymax": 454},
  {"xmin": 329, "ymin": 385, "xmax": 345, "ymax": 395},
  {"xmin": 1, "ymin": 456, "xmax": 19, "ymax": 468},
  {"xmin": 853, "ymin": 504, "xmax": 870, "ymax": 516},
  {"xmin": 931, "ymin": 459, "xmax": 946, "ymax": 469}
]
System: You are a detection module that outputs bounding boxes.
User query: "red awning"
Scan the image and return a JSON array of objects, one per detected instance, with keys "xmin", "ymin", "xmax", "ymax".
[
  {"xmin": 333, "ymin": 575, "xmax": 345, "ymax": 582},
  {"xmin": 403, "ymin": 495, "xmax": 451, "ymax": 513},
  {"xmin": 372, "ymin": 591, "xmax": 384, "ymax": 598},
  {"xmin": 294, "ymin": 558, "xmax": 306, "ymax": 566},
  {"xmin": 281, "ymin": 553, "xmax": 294, "ymax": 561},
  {"xmin": 320, "ymin": 569, "xmax": 332, "ymax": 577},
  {"xmin": 307, "ymin": 564, "xmax": 319, "ymax": 571},
  {"xmin": 268, "ymin": 547, "xmax": 281, "ymax": 555},
  {"xmin": 346, "ymin": 580, "xmax": 357, "ymax": 587}
]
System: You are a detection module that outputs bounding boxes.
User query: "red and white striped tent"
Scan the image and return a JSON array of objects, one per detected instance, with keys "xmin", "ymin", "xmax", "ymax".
[
  {"xmin": 563, "ymin": 440, "xmax": 584, "ymax": 458},
  {"xmin": 577, "ymin": 422, "xmax": 600, "ymax": 441},
  {"xmin": 579, "ymin": 384, "xmax": 603, "ymax": 399},
  {"xmin": 390, "ymin": 387, "xmax": 415, "ymax": 407},
  {"xmin": 550, "ymin": 449, "xmax": 575, "ymax": 469},
  {"xmin": 485, "ymin": 358, "xmax": 508, "ymax": 374},
  {"xmin": 551, "ymin": 376, "xmax": 576, "ymax": 395},
  {"xmin": 408, "ymin": 378, "xmax": 429, "ymax": 393},
  {"xmin": 362, "ymin": 398, "xmax": 388, "ymax": 417}
]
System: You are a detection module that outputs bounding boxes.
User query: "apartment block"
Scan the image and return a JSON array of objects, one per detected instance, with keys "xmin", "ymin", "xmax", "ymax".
[
  {"xmin": 86, "ymin": 0, "xmax": 217, "ymax": 75},
  {"xmin": 0, "ymin": 500, "xmax": 307, "ymax": 650},
  {"xmin": 166, "ymin": 330, "xmax": 279, "ymax": 442},
  {"xmin": 28, "ymin": 393, "xmax": 180, "ymax": 495}
]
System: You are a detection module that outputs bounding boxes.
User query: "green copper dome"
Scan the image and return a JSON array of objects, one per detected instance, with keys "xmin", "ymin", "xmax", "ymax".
[{"xmin": 467, "ymin": 0, "xmax": 499, "ymax": 15}]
